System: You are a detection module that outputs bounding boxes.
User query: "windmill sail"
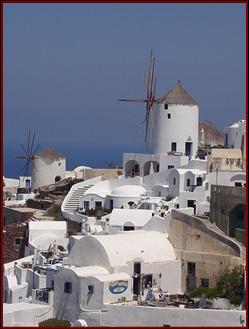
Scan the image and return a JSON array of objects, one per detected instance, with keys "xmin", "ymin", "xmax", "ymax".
[
  {"xmin": 119, "ymin": 51, "xmax": 157, "ymax": 147},
  {"xmin": 16, "ymin": 130, "xmax": 40, "ymax": 191}
]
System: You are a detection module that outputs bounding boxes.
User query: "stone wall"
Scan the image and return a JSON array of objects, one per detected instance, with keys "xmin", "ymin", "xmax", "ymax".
[
  {"xmin": 3, "ymin": 207, "xmax": 35, "ymax": 263},
  {"xmin": 3, "ymin": 222, "xmax": 28, "ymax": 263},
  {"xmin": 4, "ymin": 207, "xmax": 35, "ymax": 225},
  {"xmin": 81, "ymin": 168, "xmax": 123, "ymax": 181},
  {"xmin": 169, "ymin": 210, "xmax": 243, "ymax": 292},
  {"xmin": 26, "ymin": 199, "xmax": 53, "ymax": 210},
  {"xmin": 209, "ymin": 185, "xmax": 246, "ymax": 245}
]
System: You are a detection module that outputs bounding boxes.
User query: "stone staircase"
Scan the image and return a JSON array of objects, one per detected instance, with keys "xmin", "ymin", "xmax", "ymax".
[
  {"xmin": 61, "ymin": 176, "xmax": 102, "ymax": 222},
  {"xmin": 63, "ymin": 184, "xmax": 93, "ymax": 213}
]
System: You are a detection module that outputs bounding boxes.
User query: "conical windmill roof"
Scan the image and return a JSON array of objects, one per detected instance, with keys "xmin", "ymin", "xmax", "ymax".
[
  {"xmin": 35, "ymin": 148, "xmax": 65, "ymax": 160},
  {"xmin": 158, "ymin": 81, "xmax": 198, "ymax": 105}
]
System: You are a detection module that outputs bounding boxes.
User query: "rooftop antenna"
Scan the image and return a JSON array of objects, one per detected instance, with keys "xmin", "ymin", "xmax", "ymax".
[
  {"xmin": 118, "ymin": 50, "xmax": 157, "ymax": 149},
  {"xmin": 16, "ymin": 130, "xmax": 39, "ymax": 192}
]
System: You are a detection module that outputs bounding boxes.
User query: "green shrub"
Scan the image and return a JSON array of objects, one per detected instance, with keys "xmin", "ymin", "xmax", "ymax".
[
  {"xmin": 216, "ymin": 267, "xmax": 244, "ymax": 306},
  {"xmin": 45, "ymin": 204, "xmax": 61, "ymax": 216},
  {"xmin": 189, "ymin": 286, "xmax": 220, "ymax": 299},
  {"xmin": 83, "ymin": 207, "xmax": 112, "ymax": 217},
  {"xmin": 46, "ymin": 203, "xmax": 65, "ymax": 221},
  {"xmin": 57, "ymin": 245, "xmax": 65, "ymax": 251},
  {"xmin": 39, "ymin": 318, "xmax": 71, "ymax": 326}
]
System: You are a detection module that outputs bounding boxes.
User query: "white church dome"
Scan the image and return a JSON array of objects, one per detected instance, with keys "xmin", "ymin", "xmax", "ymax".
[{"xmin": 110, "ymin": 185, "xmax": 146, "ymax": 197}]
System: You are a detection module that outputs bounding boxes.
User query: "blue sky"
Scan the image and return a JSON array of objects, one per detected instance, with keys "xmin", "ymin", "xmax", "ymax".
[{"xmin": 3, "ymin": 3, "xmax": 246, "ymax": 175}]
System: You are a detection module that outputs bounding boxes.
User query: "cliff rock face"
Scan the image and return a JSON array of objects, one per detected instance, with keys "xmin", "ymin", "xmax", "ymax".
[{"xmin": 199, "ymin": 121, "xmax": 224, "ymax": 146}]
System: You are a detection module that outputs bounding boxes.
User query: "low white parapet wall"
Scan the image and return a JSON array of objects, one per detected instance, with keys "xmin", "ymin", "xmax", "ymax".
[
  {"xmin": 80, "ymin": 304, "xmax": 246, "ymax": 327},
  {"xmin": 3, "ymin": 302, "xmax": 53, "ymax": 327}
]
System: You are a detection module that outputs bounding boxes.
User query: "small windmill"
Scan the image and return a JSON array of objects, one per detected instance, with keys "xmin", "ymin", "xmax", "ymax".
[
  {"xmin": 119, "ymin": 50, "xmax": 158, "ymax": 147},
  {"xmin": 16, "ymin": 131, "xmax": 40, "ymax": 192}
]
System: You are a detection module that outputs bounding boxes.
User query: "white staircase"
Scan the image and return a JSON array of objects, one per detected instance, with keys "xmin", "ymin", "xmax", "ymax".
[
  {"xmin": 63, "ymin": 185, "xmax": 93, "ymax": 213},
  {"xmin": 61, "ymin": 176, "xmax": 102, "ymax": 222}
]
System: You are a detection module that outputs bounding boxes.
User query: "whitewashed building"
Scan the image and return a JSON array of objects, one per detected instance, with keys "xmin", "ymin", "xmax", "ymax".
[
  {"xmin": 100, "ymin": 208, "xmax": 167, "ymax": 234},
  {"xmin": 224, "ymin": 119, "xmax": 246, "ymax": 151},
  {"xmin": 54, "ymin": 230, "xmax": 181, "ymax": 322},
  {"xmin": 25, "ymin": 221, "xmax": 68, "ymax": 256}
]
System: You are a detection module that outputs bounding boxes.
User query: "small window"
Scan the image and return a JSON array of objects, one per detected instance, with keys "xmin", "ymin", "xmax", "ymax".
[
  {"xmin": 171, "ymin": 142, "xmax": 177, "ymax": 152},
  {"xmin": 124, "ymin": 225, "xmax": 135, "ymax": 231},
  {"xmin": 88, "ymin": 285, "xmax": 94, "ymax": 294},
  {"xmin": 58, "ymin": 162, "xmax": 61, "ymax": 166},
  {"xmin": 84, "ymin": 201, "xmax": 90, "ymax": 209},
  {"xmin": 25, "ymin": 179, "xmax": 31, "ymax": 188},
  {"xmin": 201, "ymin": 278, "xmax": 209, "ymax": 287},
  {"xmin": 168, "ymin": 113, "xmax": 171, "ymax": 119},
  {"xmin": 173, "ymin": 178, "xmax": 176, "ymax": 185},
  {"xmin": 164, "ymin": 104, "xmax": 168, "ymax": 110},
  {"xmin": 196, "ymin": 177, "xmax": 203, "ymax": 186},
  {"xmin": 95, "ymin": 201, "xmax": 102, "ymax": 209},
  {"xmin": 186, "ymin": 179, "xmax": 191, "ymax": 187},
  {"xmin": 168, "ymin": 165, "xmax": 174, "ymax": 169},
  {"xmin": 64, "ymin": 282, "xmax": 72, "ymax": 294},
  {"xmin": 175, "ymin": 204, "xmax": 179, "ymax": 209},
  {"xmin": 187, "ymin": 262, "xmax": 196, "ymax": 276},
  {"xmin": 15, "ymin": 238, "xmax": 22, "ymax": 246},
  {"xmin": 235, "ymin": 182, "xmax": 242, "ymax": 187},
  {"xmin": 144, "ymin": 274, "xmax": 153, "ymax": 288},
  {"xmin": 51, "ymin": 280, "xmax": 54, "ymax": 289},
  {"xmin": 221, "ymin": 208, "xmax": 225, "ymax": 214}
]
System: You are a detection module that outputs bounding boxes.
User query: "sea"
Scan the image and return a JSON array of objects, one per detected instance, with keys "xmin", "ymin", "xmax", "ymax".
[{"xmin": 4, "ymin": 141, "xmax": 148, "ymax": 179}]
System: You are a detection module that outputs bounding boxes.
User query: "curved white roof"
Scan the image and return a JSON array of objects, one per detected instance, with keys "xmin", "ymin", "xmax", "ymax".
[
  {"xmin": 106, "ymin": 209, "xmax": 154, "ymax": 227},
  {"xmin": 31, "ymin": 234, "xmax": 68, "ymax": 249},
  {"xmin": 229, "ymin": 120, "xmax": 245, "ymax": 128},
  {"xmin": 73, "ymin": 165, "xmax": 92, "ymax": 171},
  {"xmin": 170, "ymin": 168, "xmax": 206, "ymax": 175},
  {"xmin": 68, "ymin": 230, "xmax": 176, "ymax": 269},
  {"xmin": 110, "ymin": 185, "xmax": 146, "ymax": 197}
]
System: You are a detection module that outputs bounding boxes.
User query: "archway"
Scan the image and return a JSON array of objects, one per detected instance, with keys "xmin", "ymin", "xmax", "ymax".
[
  {"xmin": 125, "ymin": 160, "xmax": 140, "ymax": 177},
  {"xmin": 123, "ymin": 221, "xmax": 135, "ymax": 231},
  {"xmin": 55, "ymin": 175, "xmax": 61, "ymax": 183},
  {"xmin": 229, "ymin": 204, "xmax": 245, "ymax": 237},
  {"xmin": 143, "ymin": 161, "xmax": 160, "ymax": 176}
]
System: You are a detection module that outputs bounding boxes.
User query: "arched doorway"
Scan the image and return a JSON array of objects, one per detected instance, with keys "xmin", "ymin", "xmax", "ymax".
[
  {"xmin": 55, "ymin": 175, "xmax": 61, "ymax": 183},
  {"xmin": 123, "ymin": 221, "xmax": 135, "ymax": 231},
  {"xmin": 229, "ymin": 204, "xmax": 245, "ymax": 237},
  {"xmin": 125, "ymin": 160, "xmax": 140, "ymax": 177},
  {"xmin": 143, "ymin": 161, "xmax": 160, "ymax": 176}
]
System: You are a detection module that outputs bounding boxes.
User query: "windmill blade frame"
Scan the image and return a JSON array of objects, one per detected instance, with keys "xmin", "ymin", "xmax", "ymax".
[
  {"xmin": 118, "ymin": 50, "xmax": 158, "ymax": 148},
  {"xmin": 16, "ymin": 131, "xmax": 40, "ymax": 191}
]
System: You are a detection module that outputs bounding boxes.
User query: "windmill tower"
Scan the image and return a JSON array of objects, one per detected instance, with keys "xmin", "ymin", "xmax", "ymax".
[
  {"xmin": 154, "ymin": 81, "xmax": 199, "ymax": 157},
  {"xmin": 16, "ymin": 131, "xmax": 40, "ymax": 192},
  {"xmin": 31, "ymin": 148, "xmax": 66, "ymax": 190},
  {"xmin": 119, "ymin": 53, "xmax": 199, "ymax": 158},
  {"xmin": 17, "ymin": 132, "xmax": 66, "ymax": 191}
]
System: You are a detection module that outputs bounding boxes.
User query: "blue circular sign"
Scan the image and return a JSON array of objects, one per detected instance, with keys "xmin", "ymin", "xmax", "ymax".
[{"xmin": 109, "ymin": 280, "xmax": 128, "ymax": 294}]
